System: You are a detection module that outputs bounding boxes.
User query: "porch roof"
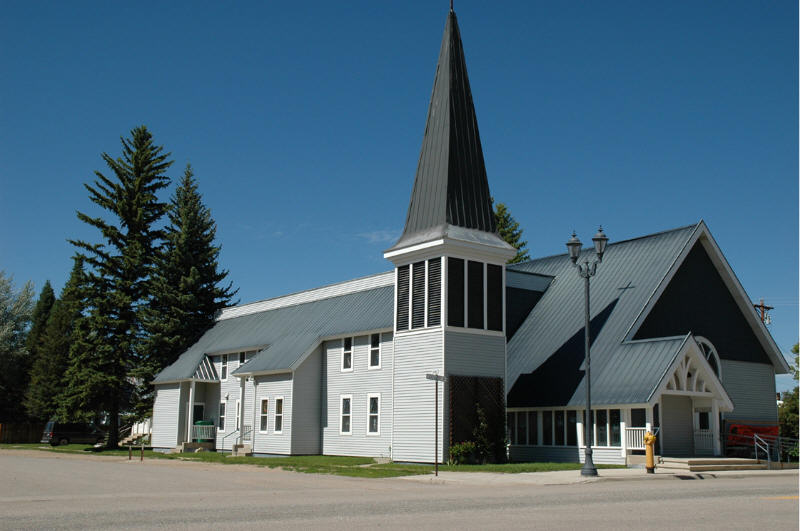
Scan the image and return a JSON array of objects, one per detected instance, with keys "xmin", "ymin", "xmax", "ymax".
[{"xmin": 154, "ymin": 285, "xmax": 393, "ymax": 383}]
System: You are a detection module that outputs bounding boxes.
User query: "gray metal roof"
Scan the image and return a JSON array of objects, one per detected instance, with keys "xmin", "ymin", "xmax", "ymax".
[
  {"xmin": 389, "ymin": 9, "xmax": 501, "ymax": 252},
  {"xmin": 154, "ymin": 286, "xmax": 393, "ymax": 382},
  {"xmin": 506, "ymin": 223, "xmax": 700, "ymax": 407}
]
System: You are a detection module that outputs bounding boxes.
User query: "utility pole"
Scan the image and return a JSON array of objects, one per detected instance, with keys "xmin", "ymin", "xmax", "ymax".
[{"xmin": 753, "ymin": 299, "xmax": 773, "ymax": 325}]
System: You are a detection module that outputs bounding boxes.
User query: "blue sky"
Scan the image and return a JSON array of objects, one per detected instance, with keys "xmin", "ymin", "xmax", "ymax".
[{"xmin": 1, "ymin": 1, "xmax": 797, "ymax": 389}]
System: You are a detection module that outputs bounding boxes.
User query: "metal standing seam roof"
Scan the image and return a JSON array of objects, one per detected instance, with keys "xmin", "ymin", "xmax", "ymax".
[
  {"xmin": 388, "ymin": 9, "xmax": 501, "ymax": 253},
  {"xmin": 153, "ymin": 286, "xmax": 393, "ymax": 383},
  {"xmin": 506, "ymin": 223, "xmax": 701, "ymax": 406}
]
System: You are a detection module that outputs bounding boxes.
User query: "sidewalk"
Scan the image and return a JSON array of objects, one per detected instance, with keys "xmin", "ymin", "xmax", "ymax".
[{"xmin": 398, "ymin": 467, "xmax": 799, "ymax": 486}]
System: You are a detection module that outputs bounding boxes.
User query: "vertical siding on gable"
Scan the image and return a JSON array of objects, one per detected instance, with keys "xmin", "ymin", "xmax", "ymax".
[
  {"xmin": 152, "ymin": 383, "xmax": 181, "ymax": 448},
  {"xmin": 252, "ymin": 373, "xmax": 293, "ymax": 455},
  {"xmin": 392, "ymin": 330, "xmax": 443, "ymax": 463},
  {"xmin": 721, "ymin": 360, "xmax": 777, "ymax": 422},
  {"xmin": 292, "ymin": 345, "xmax": 322, "ymax": 455},
  {"xmin": 323, "ymin": 333, "xmax": 394, "ymax": 458}
]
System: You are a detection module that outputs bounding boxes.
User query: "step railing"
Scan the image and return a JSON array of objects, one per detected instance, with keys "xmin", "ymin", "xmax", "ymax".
[
  {"xmin": 241, "ymin": 425, "xmax": 252, "ymax": 444},
  {"xmin": 220, "ymin": 429, "xmax": 240, "ymax": 450},
  {"xmin": 753, "ymin": 433, "xmax": 770, "ymax": 466}
]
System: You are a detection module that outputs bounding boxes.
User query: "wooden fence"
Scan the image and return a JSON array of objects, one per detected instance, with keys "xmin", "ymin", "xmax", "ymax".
[{"xmin": 0, "ymin": 422, "xmax": 45, "ymax": 443}]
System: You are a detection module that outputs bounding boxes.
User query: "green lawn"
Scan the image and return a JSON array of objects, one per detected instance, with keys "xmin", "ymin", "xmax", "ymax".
[{"xmin": 0, "ymin": 443, "xmax": 624, "ymax": 477}]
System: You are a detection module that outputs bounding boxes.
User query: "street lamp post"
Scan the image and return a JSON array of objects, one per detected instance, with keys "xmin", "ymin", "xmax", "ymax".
[{"xmin": 566, "ymin": 227, "xmax": 608, "ymax": 477}]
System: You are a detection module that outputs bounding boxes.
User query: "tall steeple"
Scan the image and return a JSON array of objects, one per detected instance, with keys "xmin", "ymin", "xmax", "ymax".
[{"xmin": 386, "ymin": 8, "xmax": 512, "ymax": 256}]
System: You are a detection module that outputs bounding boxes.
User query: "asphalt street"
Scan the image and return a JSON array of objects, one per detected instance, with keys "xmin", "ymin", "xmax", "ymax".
[{"xmin": 0, "ymin": 450, "xmax": 797, "ymax": 530}]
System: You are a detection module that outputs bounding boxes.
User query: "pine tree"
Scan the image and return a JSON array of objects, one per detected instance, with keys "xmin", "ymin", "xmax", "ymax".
[
  {"xmin": 494, "ymin": 200, "xmax": 530, "ymax": 264},
  {"xmin": 25, "ymin": 259, "xmax": 85, "ymax": 421},
  {"xmin": 0, "ymin": 272, "xmax": 34, "ymax": 421},
  {"xmin": 25, "ymin": 281, "xmax": 55, "ymax": 365},
  {"xmin": 136, "ymin": 165, "xmax": 236, "ymax": 417},
  {"xmin": 64, "ymin": 126, "xmax": 172, "ymax": 446}
]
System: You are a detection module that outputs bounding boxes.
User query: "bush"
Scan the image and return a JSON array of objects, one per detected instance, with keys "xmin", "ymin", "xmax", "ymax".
[{"xmin": 449, "ymin": 441, "xmax": 477, "ymax": 465}]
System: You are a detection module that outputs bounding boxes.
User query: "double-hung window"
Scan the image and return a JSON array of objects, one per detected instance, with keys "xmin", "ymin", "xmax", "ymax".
[
  {"xmin": 218, "ymin": 402, "xmax": 226, "ymax": 431},
  {"xmin": 369, "ymin": 334, "xmax": 381, "ymax": 369},
  {"xmin": 220, "ymin": 355, "xmax": 228, "ymax": 380},
  {"xmin": 342, "ymin": 338, "xmax": 353, "ymax": 372},
  {"xmin": 274, "ymin": 398, "xmax": 284, "ymax": 433},
  {"xmin": 340, "ymin": 395, "xmax": 352, "ymax": 435},
  {"xmin": 367, "ymin": 394, "xmax": 380, "ymax": 435},
  {"xmin": 259, "ymin": 399, "xmax": 269, "ymax": 433}
]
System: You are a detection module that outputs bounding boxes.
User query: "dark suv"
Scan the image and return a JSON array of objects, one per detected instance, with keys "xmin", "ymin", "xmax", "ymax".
[{"xmin": 41, "ymin": 420, "xmax": 105, "ymax": 446}]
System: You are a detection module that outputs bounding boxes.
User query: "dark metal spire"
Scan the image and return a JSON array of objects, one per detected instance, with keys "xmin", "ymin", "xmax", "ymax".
[{"xmin": 389, "ymin": 9, "xmax": 498, "ymax": 252}]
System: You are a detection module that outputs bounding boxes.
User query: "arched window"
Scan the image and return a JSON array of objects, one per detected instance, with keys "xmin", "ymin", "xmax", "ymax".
[{"xmin": 696, "ymin": 337, "xmax": 721, "ymax": 378}]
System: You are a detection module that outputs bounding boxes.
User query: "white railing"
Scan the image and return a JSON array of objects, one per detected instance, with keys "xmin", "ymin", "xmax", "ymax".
[
  {"xmin": 132, "ymin": 418, "xmax": 152, "ymax": 436},
  {"xmin": 191, "ymin": 424, "xmax": 216, "ymax": 442},
  {"xmin": 242, "ymin": 425, "xmax": 252, "ymax": 443},
  {"xmin": 626, "ymin": 427, "xmax": 647, "ymax": 450},
  {"xmin": 694, "ymin": 429, "xmax": 713, "ymax": 454}
]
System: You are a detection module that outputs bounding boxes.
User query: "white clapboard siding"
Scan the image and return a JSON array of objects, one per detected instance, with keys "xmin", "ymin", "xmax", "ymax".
[
  {"xmin": 720, "ymin": 360, "xmax": 777, "ymax": 422},
  {"xmin": 152, "ymin": 383, "xmax": 181, "ymax": 449},
  {"xmin": 445, "ymin": 330, "xmax": 506, "ymax": 377},
  {"xmin": 322, "ymin": 333, "xmax": 394, "ymax": 458},
  {"xmin": 252, "ymin": 373, "xmax": 293, "ymax": 455},
  {"xmin": 579, "ymin": 447, "xmax": 626, "ymax": 465},
  {"xmin": 291, "ymin": 345, "xmax": 322, "ymax": 455},
  {"xmin": 392, "ymin": 330, "xmax": 443, "ymax": 463}
]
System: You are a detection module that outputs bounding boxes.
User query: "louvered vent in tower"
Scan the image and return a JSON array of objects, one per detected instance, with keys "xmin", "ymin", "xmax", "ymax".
[
  {"xmin": 427, "ymin": 258, "xmax": 441, "ymax": 326},
  {"xmin": 397, "ymin": 265, "xmax": 410, "ymax": 331},
  {"xmin": 412, "ymin": 261, "xmax": 426, "ymax": 329}
]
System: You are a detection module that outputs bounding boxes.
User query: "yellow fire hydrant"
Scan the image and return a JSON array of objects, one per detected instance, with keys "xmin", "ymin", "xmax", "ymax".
[{"xmin": 644, "ymin": 431, "xmax": 657, "ymax": 474}]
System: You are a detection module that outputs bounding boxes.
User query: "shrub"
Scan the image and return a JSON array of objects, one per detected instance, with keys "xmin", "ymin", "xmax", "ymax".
[{"xmin": 449, "ymin": 441, "xmax": 477, "ymax": 465}]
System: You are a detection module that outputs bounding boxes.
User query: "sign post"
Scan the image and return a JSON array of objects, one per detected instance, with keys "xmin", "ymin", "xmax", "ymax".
[{"xmin": 426, "ymin": 372, "xmax": 446, "ymax": 476}]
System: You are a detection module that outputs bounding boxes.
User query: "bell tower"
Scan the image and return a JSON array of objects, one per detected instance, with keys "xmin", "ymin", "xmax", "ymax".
[{"xmin": 385, "ymin": 7, "xmax": 515, "ymax": 463}]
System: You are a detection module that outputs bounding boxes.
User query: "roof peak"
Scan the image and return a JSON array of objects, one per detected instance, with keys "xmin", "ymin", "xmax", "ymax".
[{"xmin": 388, "ymin": 9, "xmax": 499, "ymax": 253}]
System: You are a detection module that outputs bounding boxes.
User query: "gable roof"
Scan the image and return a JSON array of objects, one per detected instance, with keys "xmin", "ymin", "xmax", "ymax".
[
  {"xmin": 154, "ymin": 274, "xmax": 393, "ymax": 383},
  {"xmin": 506, "ymin": 221, "xmax": 788, "ymax": 408},
  {"xmin": 388, "ymin": 9, "xmax": 504, "ymax": 253}
]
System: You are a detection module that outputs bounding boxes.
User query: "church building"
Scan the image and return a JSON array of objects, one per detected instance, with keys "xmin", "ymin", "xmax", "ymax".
[{"xmin": 150, "ymin": 7, "xmax": 789, "ymax": 465}]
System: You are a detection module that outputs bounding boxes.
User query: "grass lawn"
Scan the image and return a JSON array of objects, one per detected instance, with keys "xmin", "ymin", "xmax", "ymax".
[{"xmin": 0, "ymin": 443, "xmax": 624, "ymax": 477}]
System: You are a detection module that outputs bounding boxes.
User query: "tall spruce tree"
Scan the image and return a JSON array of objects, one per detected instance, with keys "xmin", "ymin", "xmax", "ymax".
[
  {"xmin": 25, "ymin": 259, "xmax": 85, "ymax": 421},
  {"xmin": 137, "ymin": 165, "xmax": 236, "ymax": 417},
  {"xmin": 0, "ymin": 272, "xmax": 34, "ymax": 421},
  {"xmin": 493, "ymin": 200, "xmax": 530, "ymax": 264},
  {"xmin": 64, "ymin": 126, "xmax": 172, "ymax": 446},
  {"xmin": 25, "ymin": 281, "xmax": 55, "ymax": 366}
]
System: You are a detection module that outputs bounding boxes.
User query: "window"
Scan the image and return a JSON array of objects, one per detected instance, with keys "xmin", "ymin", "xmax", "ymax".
[
  {"xmin": 341, "ymin": 337, "xmax": 353, "ymax": 372},
  {"xmin": 467, "ymin": 261, "xmax": 484, "ymax": 329},
  {"xmin": 368, "ymin": 394, "xmax": 380, "ymax": 434},
  {"xmin": 340, "ymin": 395, "xmax": 352, "ymax": 435},
  {"xmin": 595, "ymin": 409, "xmax": 607, "ymax": 447},
  {"xmin": 567, "ymin": 411, "xmax": 577, "ymax": 446},
  {"xmin": 543, "ymin": 411, "xmax": 553, "ymax": 445},
  {"xmin": 274, "ymin": 397, "xmax": 283, "ymax": 433},
  {"xmin": 218, "ymin": 402, "xmax": 226, "ymax": 431},
  {"xmin": 396, "ymin": 265, "xmax": 410, "ymax": 331},
  {"xmin": 528, "ymin": 411, "xmax": 538, "ymax": 445},
  {"xmin": 517, "ymin": 411, "xmax": 527, "ymax": 444},
  {"xmin": 591, "ymin": 409, "xmax": 621, "ymax": 447},
  {"xmin": 698, "ymin": 411, "xmax": 710, "ymax": 430},
  {"xmin": 369, "ymin": 333, "xmax": 381, "ymax": 369},
  {"xmin": 412, "ymin": 261, "xmax": 426, "ymax": 329},
  {"xmin": 235, "ymin": 400, "xmax": 241, "ymax": 431},
  {"xmin": 555, "ymin": 410, "xmax": 565, "ymax": 445},
  {"xmin": 220, "ymin": 354, "xmax": 228, "ymax": 380},
  {"xmin": 447, "ymin": 258, "xmax": 465, "ymax": 327},
  {"xmin": 259, "ymin": 399, "xmax": 269, "ymax": 432},
  {"xmin": 507, "ymin": 412, "xmax": 516, "ymax": 442},
  {"xmin": 487, "ymin": 264, "xmax": 503, "ymax": 331},
  {"xmin": 239, "ymin": 352, "xmax": 245, "ymax": 364},
  {"xmin": 610, "ymin": 409, "xmax": 621, "ymax": 446},
  {"xmin": 427, "ymin": 258, "xmax": 441, "ymax": 326}
]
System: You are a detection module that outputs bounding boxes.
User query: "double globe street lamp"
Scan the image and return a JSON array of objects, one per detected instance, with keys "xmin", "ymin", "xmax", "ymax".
[{"xmin": 566, "ymin": 227, "xmax": 609, "ymax": 477}]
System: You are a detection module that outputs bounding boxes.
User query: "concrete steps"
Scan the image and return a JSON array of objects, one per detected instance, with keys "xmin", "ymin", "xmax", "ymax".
[
  {"xmin": 230, "ymin": 443, "xmax": 252, "ymax": 457},
  {"xmin": 658, "ymin": 457, "xmax": 768, "ymax": 472}
]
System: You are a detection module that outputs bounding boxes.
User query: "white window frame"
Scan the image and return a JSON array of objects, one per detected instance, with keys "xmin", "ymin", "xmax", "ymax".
[
  {"xmin": 274, "ymin": 396, "xmax": 284, "ymax": 434},
  {"xmin": 259, "ymin": 398, "xmax": 269, "ymax": 434},
  {"xmin": 218, "ymin": 401, "xmax": 226, "ymax": 432},
  {"xmin": 341, "ymin": 337, "xmax": 353, "ymax": 372},
  {"xmin": 220, "ymin": 354, "xmax": 228, "ymax": 381},
  {"xmin": 340, "ymin": 394, "xmax": 352, "ymax": 435},
  {"xmin": 367, "ymin": 393, "xmax": 380, "ymax": 435},
  {"xmin": 368, "ymin": 333, "xmax": 381, "ymax": 370},
  {"xmin": 235, "ymin": 399, "xmax": 241, "ymax": 431}
]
